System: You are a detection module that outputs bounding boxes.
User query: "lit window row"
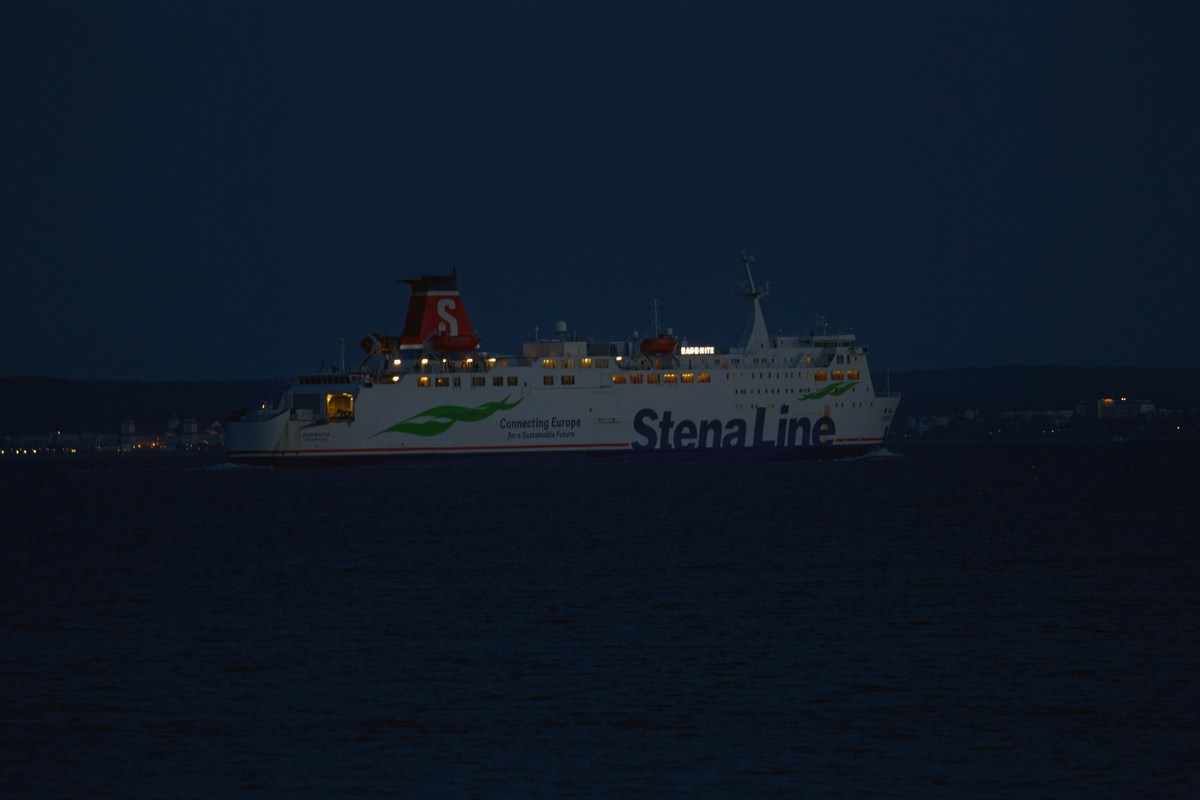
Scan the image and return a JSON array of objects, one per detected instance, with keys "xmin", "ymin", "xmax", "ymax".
[
  {"xmin": 543, "ymin": 375, "xmax": 577, "ymax": 385},
  {"xmin": 725, "ymin": 371, "xmax": 809, "ymax": 380},
  {"xmin": 418, "ymin": 375, "xmax": 519, "ymax": 387},
  {"xmin": 542, "ymin": 358, "xmax": 609, "ymax": 369},
  {"xmin": 611, "ymin": 372, "xmax": 711, "ymax": 385}
]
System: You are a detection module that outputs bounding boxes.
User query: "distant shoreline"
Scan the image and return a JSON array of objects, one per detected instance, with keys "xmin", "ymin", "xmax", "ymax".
[{"xmin": 2, "ymin": 366, "xmax": 1198, "ymax": 439}]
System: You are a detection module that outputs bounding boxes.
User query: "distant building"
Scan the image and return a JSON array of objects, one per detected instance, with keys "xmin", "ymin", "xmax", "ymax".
[
  {"xmin": 1075, "ymin": 398, "xmax": 1155, "ymax": 420},
  {"xmin": 81, "ymin": 432, "xmax": 119, "ymax": 450},
  {"xmin": 180, "ymin": 417, "xmax": 199, "ymax": 448},
  {"xmin": 120, "ymin": 420, "xmax": 137, "ymax": 452},
  {"xmin": 55, "ymin": 432, "xmax": 81, "ymax": 448},
  {"xmin": 18, "ymin": 433, "xmax": 53, "ymax": 448},
  {"xmin": 906, "ymin": 410, "xmax": 982, "ymax": 436},
  {"xmin": 1000, "ymin": 410, "xmax": 1074, "ymax": 423},
  {"xmin": 206, "ymin": 421, "xmax": 226, "ymax": 446},
  {"xmin": 118, "ymin": 420, "xmax": 156, "ymax": 452}
]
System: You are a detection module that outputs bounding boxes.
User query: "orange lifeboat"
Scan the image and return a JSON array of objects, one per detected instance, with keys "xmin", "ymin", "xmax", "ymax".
[
  {"xmin": 639, "ymin": 335, "xmax": 678, "ymax": 355},
  {"xmin": 430, "ymin": 332, "xmax": 481, "ymax": 353}
]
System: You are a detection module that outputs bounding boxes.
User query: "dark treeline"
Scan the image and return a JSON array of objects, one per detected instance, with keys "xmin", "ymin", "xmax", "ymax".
[
  {"xmin": 0, "ymin": 377, "xmax": 288, "ymax": 435},
  {"xmin": 889, "ymin": 366, "xmax": 1200, "ymax": 418},
  {"xmin": 2, "ymin": 367, "xmax": 1199, "ymax": 435}
]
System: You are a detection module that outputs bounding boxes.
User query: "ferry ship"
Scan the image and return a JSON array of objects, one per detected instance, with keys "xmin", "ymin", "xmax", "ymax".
[{"xmin": 226, "ymin": 256, "xmax": 899, "ymax": 465}]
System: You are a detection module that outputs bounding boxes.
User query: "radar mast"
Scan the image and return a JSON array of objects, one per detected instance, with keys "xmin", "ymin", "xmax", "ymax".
[{"xmin": 737, "ymin": 249, "xmax": 771, "ymax": 353}]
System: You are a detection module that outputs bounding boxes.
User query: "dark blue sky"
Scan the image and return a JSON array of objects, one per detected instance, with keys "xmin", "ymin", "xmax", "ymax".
[{"xmin": 3, "ymin": 2, "xmax": 1197, "ymax": 379}]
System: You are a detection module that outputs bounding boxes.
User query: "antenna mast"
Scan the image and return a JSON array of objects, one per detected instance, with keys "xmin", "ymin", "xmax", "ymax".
[
  {"xmin": 739, "ymin": 249, "xmax": 770, "ymax": 298},
  {"xmin": 648, "ymin": 298, "xmax": 663, "ymax": 337},
  {"xmin": 736, "ymin": 249, "xmax": 771, "ymax": 353},
  {"xmin": 814, "ymin": 313, "xmax": 828, "ymax": 338},
  {"xmin": 742, "ymin": 250, "xmax": 756, "ymax": 293}
]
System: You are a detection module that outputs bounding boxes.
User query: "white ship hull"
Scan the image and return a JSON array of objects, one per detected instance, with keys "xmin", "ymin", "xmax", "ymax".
[
  {"xmin": 226, "ymin": 262, "xmax": 899, "ymax": 465},
  {"xmin": 228, "ymin": 357, "xmax": 898, "ymax": 465}
]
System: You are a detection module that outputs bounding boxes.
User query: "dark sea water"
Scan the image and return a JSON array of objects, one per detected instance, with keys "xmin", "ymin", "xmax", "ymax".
[{"xmin": 2, "ymin": 442, "xmax": 1197, "ymax": 798}]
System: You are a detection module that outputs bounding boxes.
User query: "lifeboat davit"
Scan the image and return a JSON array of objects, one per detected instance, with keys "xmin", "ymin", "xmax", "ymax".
[
  {"xmin": 361, "ymin": 333, "xmax": 402, "ymax": 355},
  {"xmin": 430, "ymin": 332, "xmax": 481, "ymax": 353},
  {"xmin": 639, "ymin": 335, "xmax": 678, "ymax": 355}
]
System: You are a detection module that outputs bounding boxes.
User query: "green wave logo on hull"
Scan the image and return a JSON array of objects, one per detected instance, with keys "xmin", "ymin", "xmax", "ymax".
[
  {"xmin": 373, "ymin": 395, "xmax": 523, "ymax": 438},
  {"xmin": 797, "ymin": 381, "xmax": 858, "ymax": 401}
]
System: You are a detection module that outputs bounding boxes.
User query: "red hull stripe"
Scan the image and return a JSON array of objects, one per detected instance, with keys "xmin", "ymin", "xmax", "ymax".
[
  {"xmin": 228, "ymin": 442, "xmax": 631, "ymax": 456},
  {"xmin": 228, "ymin": 439, "xmax": 885, "ymax": 456}
]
